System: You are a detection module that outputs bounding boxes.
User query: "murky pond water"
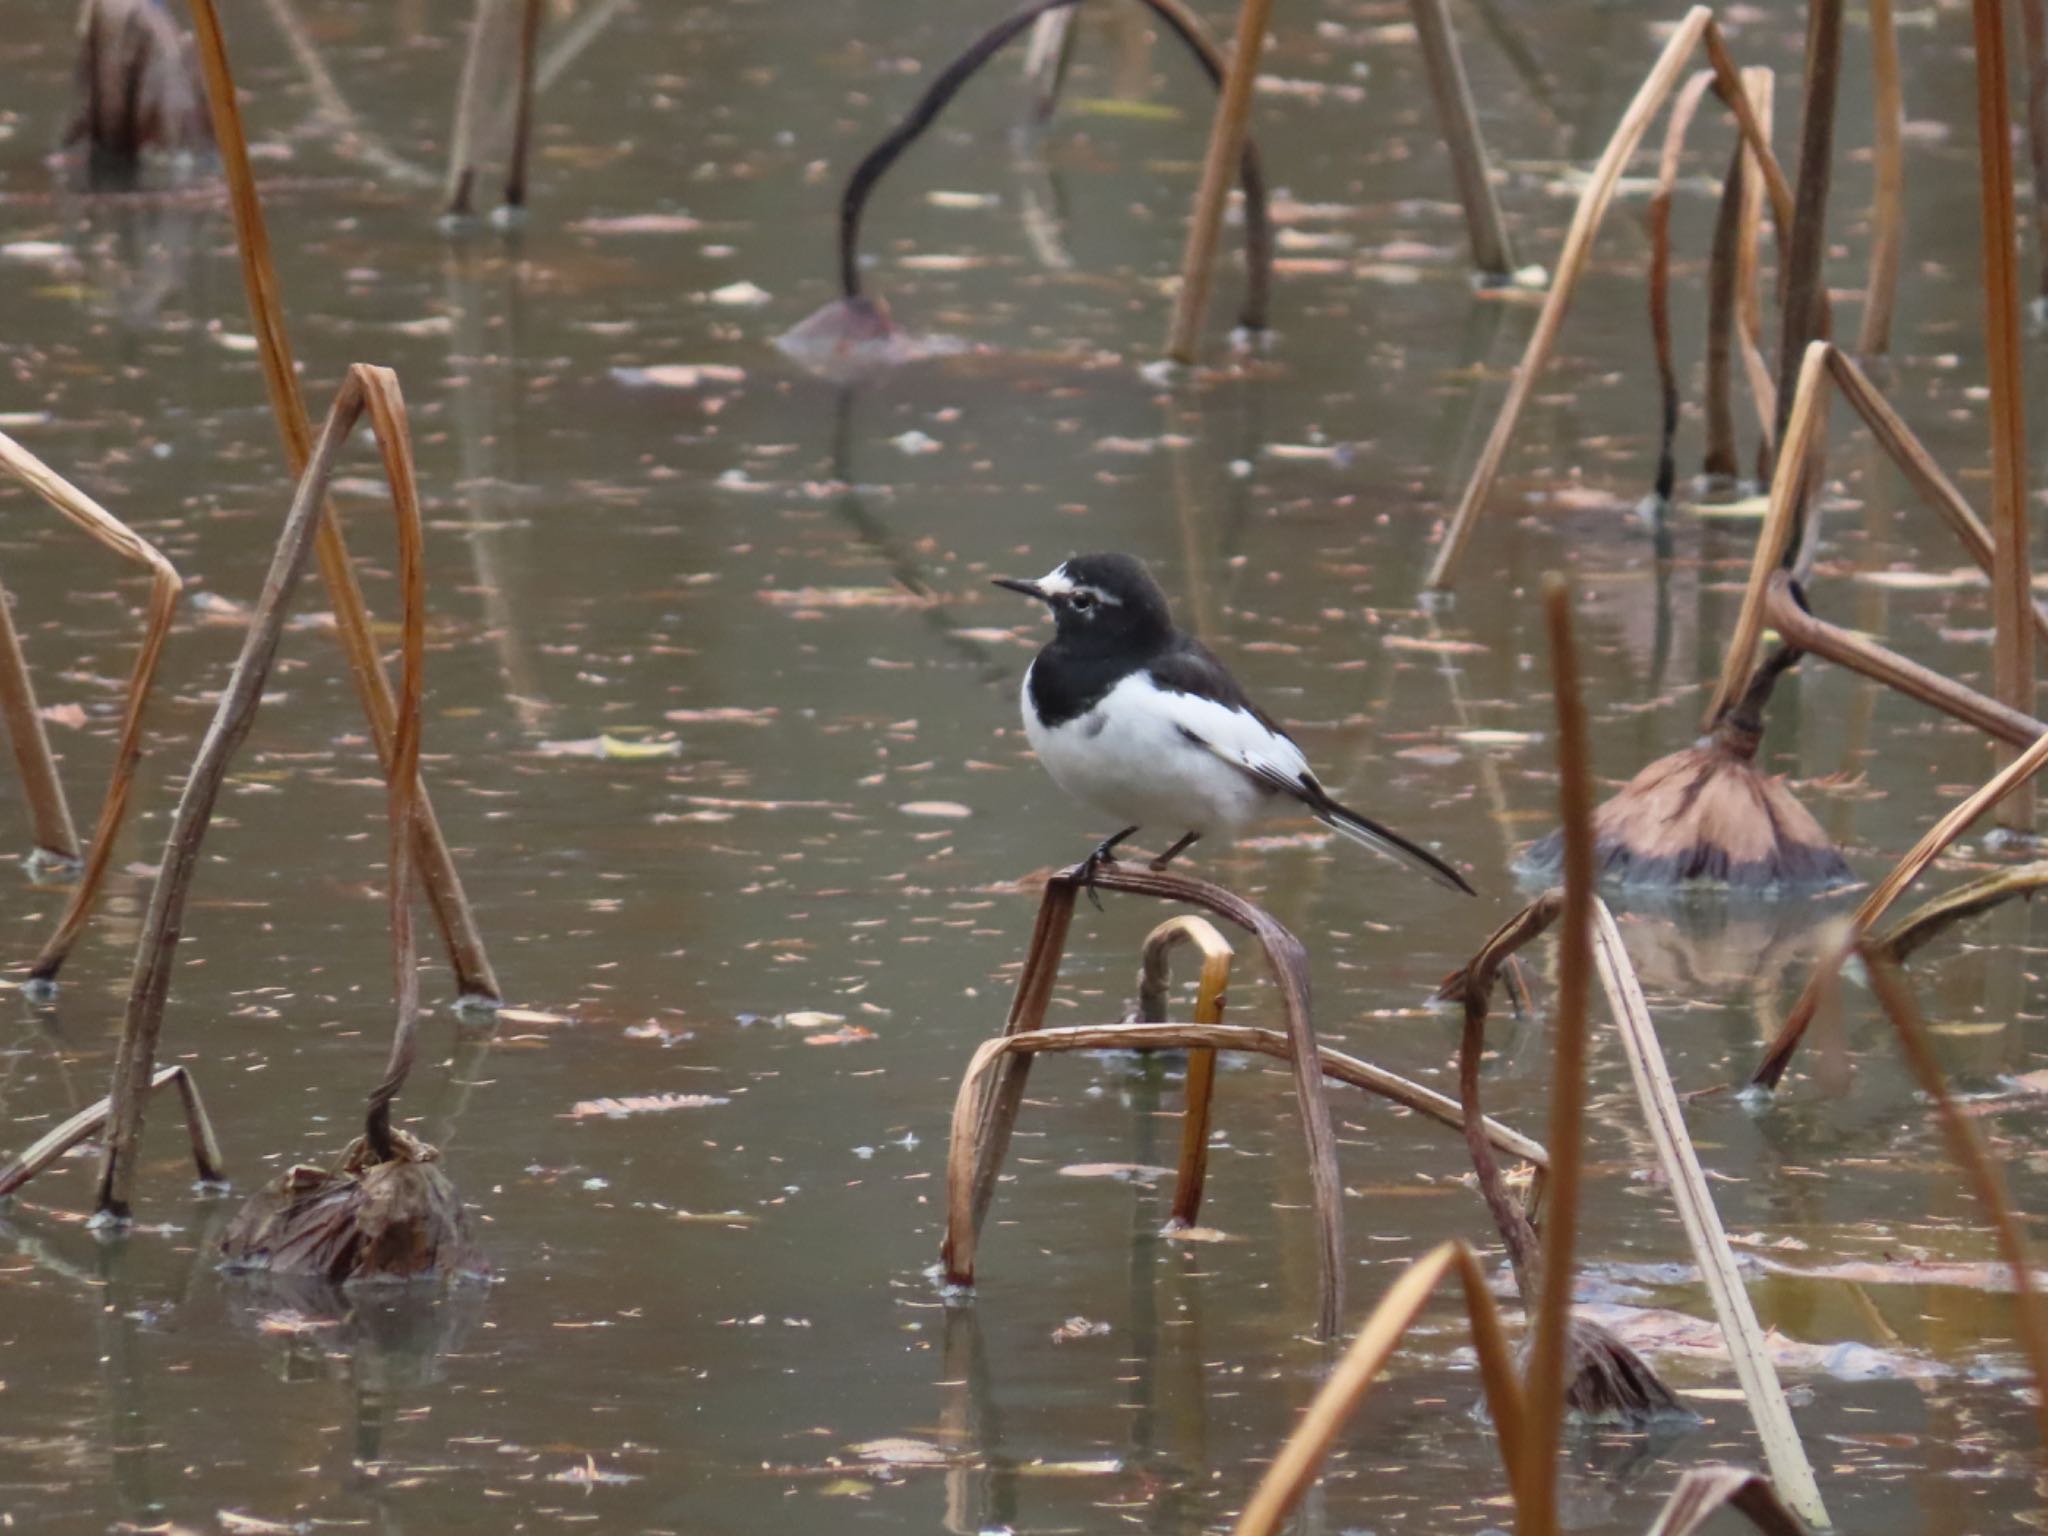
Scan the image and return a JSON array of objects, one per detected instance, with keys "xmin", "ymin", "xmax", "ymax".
[{"xmin": 4, "ymin": 1, "xmax": 2048, "ymax": 1531}]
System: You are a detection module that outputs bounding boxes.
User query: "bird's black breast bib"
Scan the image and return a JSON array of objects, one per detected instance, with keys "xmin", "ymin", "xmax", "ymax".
[{"xmin": 1026, "ymin": 646, "xmax": 1131, "ymax": 729}]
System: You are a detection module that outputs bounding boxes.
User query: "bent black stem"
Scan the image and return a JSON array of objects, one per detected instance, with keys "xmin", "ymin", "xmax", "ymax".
[
  {"xmin": 1710, "ymin": 639, "xmax": 1802, "ymax": 759},
  {"xmin": 838, "ymin": 0, "xmax": 1272, "ymax": 329},
  {"xmin": 1771, "ymin": 0, "xmax": 1845, "ymax": 562}
]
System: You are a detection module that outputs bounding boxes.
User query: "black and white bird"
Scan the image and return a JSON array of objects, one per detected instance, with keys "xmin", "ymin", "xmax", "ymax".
[{"xmin": 994, "ymin": 552, "xmax": 1475, "ymax": 896}]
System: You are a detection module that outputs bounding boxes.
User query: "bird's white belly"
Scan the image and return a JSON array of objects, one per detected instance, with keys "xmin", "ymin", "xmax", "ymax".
[{"xmin": 1022, "ymin": 669, "xmax": 1268, "ymax": 836}]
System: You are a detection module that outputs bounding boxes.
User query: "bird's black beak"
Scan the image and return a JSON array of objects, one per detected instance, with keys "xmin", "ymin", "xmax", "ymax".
[{"xmin": 991, "ymin": 576, "xmax": 1047, "ymax": 602}]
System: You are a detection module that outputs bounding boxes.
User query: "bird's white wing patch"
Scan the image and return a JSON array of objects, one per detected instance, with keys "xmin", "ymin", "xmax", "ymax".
[{"xmin": 1144, "ymin": 684, "xmax": 1312, "ymax": 793}]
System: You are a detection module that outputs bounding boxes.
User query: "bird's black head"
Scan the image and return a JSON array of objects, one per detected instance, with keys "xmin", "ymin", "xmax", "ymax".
[{"xmin": 993, "ymin": 552, "xmax": 1175, "ymax": 654}]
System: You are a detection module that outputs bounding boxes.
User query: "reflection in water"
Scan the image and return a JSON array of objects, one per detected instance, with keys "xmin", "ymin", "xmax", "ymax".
[
  {"xmin": 63, "ymin": 189, "xmax": 211, "ymax": 331},
  {"xmin": 5, "ymin": 2, "xmax": 2047, "ymax": 1529},
  {"xmin": 444, "ymin": 240, "xmax": 555, "ymax": 736},
  {"xmin": 939, "ymin": 1054, "xmax": 1215, "ymax": 1536}
]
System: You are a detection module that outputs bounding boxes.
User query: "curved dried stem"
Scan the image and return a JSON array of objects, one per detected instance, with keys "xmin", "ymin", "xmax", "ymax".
[
  {"xmin": 1753, "ymin": 723, "xmax": 2048, "ymax": 1089},
  {"xmin": 1647, "ymin": 71, "xmax": 1718, "ymax": 503},
  {"xmin": 1437, "ymin": 892, "xmax": 1564, "ymax": 1295},
  {"xmin": 845, "ymin": 0, "xmax": 1273, "ymax": 333},
  {"xmin": 0, "ymin": 433, "xmax": 183, "ymax": 987},
  {"xmin": 941, "ymin": 1018, "xmax": 1549, "ymax": 1269},
  {"xmin": 1643, "ymin": 1467, "xmax": 1810, "ymax": 1536},
  {"xmin": 1712, "ymin": 340, "xmax": 2048, "ymax": 727},
  {"xmin": 1230, "ymin": 1242, "xmax": 1527, "ymax": 1536},
  {"xmin": 1137, "ymin": 915, "xmax": 1233, "ymax": 1228},
  {"xmin": 185, "ymin": 0, "xmax": 501, "ymax": 1005},
  {"xmin": 949, "ymin": 861, "xmax": 1345, "ymax": 1334},
  {"xmin": 358, "ymin": 374, "xmax": 424, "ymax": 1161},
  {"xmin": 1861, "ymin": 954, "xmax": 2048, "ymax": 1455},
  {"xmin": 93, "ymin": 365, "xmax": 426, "ymax": 1220},
  {"xmin": 1765, "ymin": 575, "xmax": 2047, "ymax": 748},
  {"xmin": 1871, "ymin": 860, "xmax": 2048, "ymax": 963},
  {"xmin": 0, "ymin": 1064, "xmax": 221, "ymax": 1199},
  {"xmin": 1706, "ymin": 340, "xmax": 1828, "ymax": 724},
  {"xmin": 1425, "ymin": 8, "xmax": 1796, "ymax": 590}
]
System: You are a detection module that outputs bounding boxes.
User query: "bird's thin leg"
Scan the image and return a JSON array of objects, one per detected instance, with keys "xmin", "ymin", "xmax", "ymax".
[
  {"xmin": 1148, "ymin": 831, "xmax": 1201, "ymax": 870},
  {"xmin": 1081, "ymin": 825, "xmax": 1140, "ymax": 910}
]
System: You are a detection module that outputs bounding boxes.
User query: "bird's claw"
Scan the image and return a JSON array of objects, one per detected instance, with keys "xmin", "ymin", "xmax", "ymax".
[{"xmin": 1080, "ymin": 846, "xmax": 1118, "ymax": 911}]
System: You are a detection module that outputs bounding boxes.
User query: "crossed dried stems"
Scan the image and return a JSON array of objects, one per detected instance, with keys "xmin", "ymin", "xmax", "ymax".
[
  {"xmin": 184, "ymin": 0, "xmax": 500, "ymax": 1005},
  {"xmin": 1710, "ymin": 339, "xmax": 2048, "ymax": 733},
  {"xmin": 95, "ymin": 365, "xmax": 432, "ymax": 1221},
  {"xmin": 1424, "ymin": 4, "xmax": 1794, "ymax": 590},
  {"xmin": 1233, "ymin": 577, "xmax": 1835, "ymax": 1536},
  {"xmin": 0, "ymin": 435, "xmax": 180, "ymax": 988},
  {"xmin": 941, "ymin": 861, "xmax": 1547, "ymax": 1339}
]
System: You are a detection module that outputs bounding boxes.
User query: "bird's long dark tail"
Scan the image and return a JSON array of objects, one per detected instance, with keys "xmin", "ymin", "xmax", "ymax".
[{"xmin": 1310, "ymin": 793, "xmax": 1475, "ymax": 896}]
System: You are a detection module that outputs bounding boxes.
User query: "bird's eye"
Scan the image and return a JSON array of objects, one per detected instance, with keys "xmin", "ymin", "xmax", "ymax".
[{"xmin": 1070, "ymin": 592, "xmax": 1096, "ymax": 613}]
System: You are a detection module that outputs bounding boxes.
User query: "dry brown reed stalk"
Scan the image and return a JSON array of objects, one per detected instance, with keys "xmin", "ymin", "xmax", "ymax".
[
  {"xmin": 1858, "ymin": 0, "xmax": 1904, "ymax": 357},
  {"xmin": 93, "ymin": 366, "xmax": 457, "ymax": 1229},
  {"xmin": 945, "ymin": 861, "xmax": 1347, "ymax": 1334},
  {"xmin": 0, "ymin": 570, "xmax": 80, "ymax": 871},
  {"xmin": 66, "ymin": 0, "xmax": 211, "ymax": 185},
  {"xmin": 818, "ymin": 0, "xmax": 1273, "ymax": 345},
  {"xmin": 1860, "ymin": 954, "xmax": 2048, "ymax": 1454},
  {"xmin": 1229, "ymin": 1241, "xmax": 1528, "ymax": 1536},
  {"xmin": 1423, "ymin": 6, "xmax": 1796, "ymax": 591},
  {"xmin": 185, "ymin": 0, "xmax": 501, "ymax": 1006},
  {"xmin": 1590, "ymin": 901, "xmax": 1827, "ymax": 1524},
  {"xmin": 1869, "ymin": 860, "xmax": 2048, "ymax": 963},
  {"xmin": 1408, "ymin": 0, "xmax": 1518, "ymax": 280},
  {"xmin": 946, "ymin": 1017, "xmax": 1547, "ymax": 1173},
  {"xmin": 1646, "ymin": 71, "xmax": 1717, "ymax": 507},
  {"xmin": 1164, "ymin": 0, "xmax": 1275, "ymax": 361},
  {"xmin": 0, "ymin": 433, "xmax": 183, "ymax": 988},
  {"xmin": 1521, "ymin": 573, "xmax": 1594, "ymax": 1534},
  {"xmin": 1752, "ymin": 724, "xmax": 2048, "ymax": 1090},
  {"xmin": 1136, "ymin": 916, "xmax": 1232, "ymax": 1230},
  {"xmin": 0, "ymin": 1064, "xmax": 221, "ymax": 1199},
  {"xmin": 1709, "ymin": 340, "xmax": 2048, "ymax": 731},
  {"xmin": 218, "ymin": 369, "xmax": 477, "ymax": 1281},
  {"xmin": 1437, "ymin": 894, "xmax": 1682, "ymax": 1420},
  {"xmin": 1763, "ymin": 574, "xmax": 2047, "ymax": 748},
  {"xmin": 1971, "ymin": 0, "xmax": 2036, "ymax": 835}
]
